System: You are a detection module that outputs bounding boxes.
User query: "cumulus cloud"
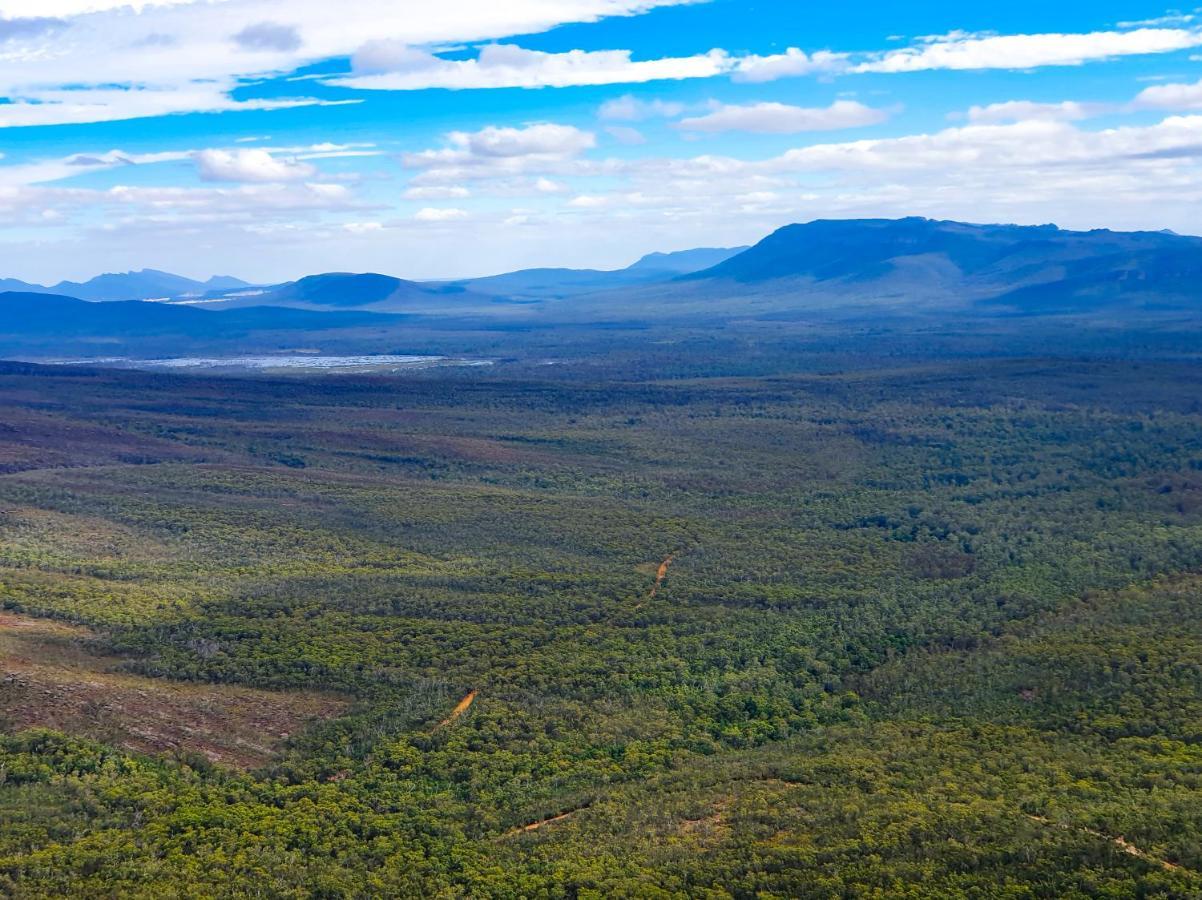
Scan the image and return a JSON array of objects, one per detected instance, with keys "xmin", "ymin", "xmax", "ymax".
[
  {"xmin": 459, "ymin": 123, "xmax": 595, "ymax": 158},
  {"xmin": 733, "ymin": 48, "xmax": 849, "ymax": 82},
  {"xmin": 403, "ymin": 123, "xmax": 596, "ymax": 182},
  {"xmin": 1133, "ymin": 78, "xmax": 1202, "ymax": 111},
  {"xmin": 401, "ymin": 126, "xmax": 604, "ymax": 190},
  {"xmin": 330, "ymin": 44, "xmax": 731, "ymax": 91},
  {"xmin": 598, "ymin": 94, "xmax": 685, "ymax": 120},
  {"xmin": 195, "ymin": 148, "xmax": 317, "ymax": 183},
  {"xmin": 233, "ymin": 21, "xmax": 303, "ymax": 53},
  {"xmin": 527, "ymin": 113, "xmax": 1202, "ymax": 258},
  {"xmin": 403, "ymin": 185, "xmax": 471, "ymax": 200},
  {"xmin": 678, "ymin": 100, "xmax": 891, "ymax": 134},
  {"xmin": 414, "ymin": 207, "xmax": 468, "ymax": 221}
]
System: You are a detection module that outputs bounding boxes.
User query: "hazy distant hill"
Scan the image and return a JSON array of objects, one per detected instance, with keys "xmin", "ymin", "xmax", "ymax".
[
  {"xmin": 227, "ymin": 272, "xmax": 504, "ymax": 315},
  {"xmin": 0, "ymin": 270, "xmax": 251, "ymax": 302},
  {"xmin": 626, "ymin": 246, "xmax": 749, "ymax": 274},
  {"xmin": 560, "ymin": 218, "xmax": 1202, "ymax": 321},
  {"xmin": 453, "ymin": 245, "xmax": 748, "ymax": 300},
  {"xmin": 5, "ymin": 221, "xmax": 1202, "ymax": 346},
  {"xmin": 0, "ymin": 291, "xmax": 396, "ymax": 357}
]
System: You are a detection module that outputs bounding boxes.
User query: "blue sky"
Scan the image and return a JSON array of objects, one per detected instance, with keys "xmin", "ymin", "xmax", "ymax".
[{"xmin": 1, "ymin": 0, "xmax": 1201, "ymax": 282}]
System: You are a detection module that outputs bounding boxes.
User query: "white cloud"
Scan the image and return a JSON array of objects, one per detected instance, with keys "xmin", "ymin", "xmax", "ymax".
[
  {"xmin": 764, "ymin": 116, "xmax": 1202, "ymax": 172},
  {"xmin": 350, "ymin": 41, "xmax": 438, "ymax": 74},
  {"xmin": 343, "ymin": 220, "xmax": 383, "ymax": 234},
  {"xmin": 2, "ymin": 5, "xmax": 1201, "ymax": 130},
  {"xmin": 107, "ymin": 180, "xmax": 356, "ymax": 210},
  {"xmin": 733, "ymin": 48, "xmax": 849, "ymax": 82},
  {"xmin": 0, "ymin": 85, "xmax": 345, "ymax": 128},
  {"xmin": 403, "ymin": 185, "xmax": 470, "ymax": 200},
  {"xmin": 598, "ymin": 94, "xmax": 685, "ymax": 120},
  {"xmin": 12, "ymin": 113, "xmax": 1202, "ymax": 283},
  {"xmin": 1117, "ymin": 13, "xmax": 1198, "ymax": 28},
  {"xmin": 456, "ymin": 123, "xmax": 596, "ymax": 158},
  {"xmin": 0, "ymin": 0, "xmax": 698, "ymax": 126},
  {"xmin": 530, "ymin": 113, "xmax": 1202, "ymax": 259},
  {"xmin": 402, "ymin": 123, "xmax": 597, "ymax": 183},
  {"xmin": 332, "ymin": 43, "xmax": 731, "ymax": 91},
  {"xmin": 233, "ymin": 21, "xmax": 303, "ymax": 53},
  {"xmin": 730, "ymin": 28, "xmax": 1202, "ymax": 84},
  {"xmin": 0, "ymin": 0, "xmax": 193, "ymax": 13},
  {"xmin": 0, "ymin": 148, "xmax": 191, "ymax": 187},
  {"xmin": 414, "ymin": 207, "xmax": 468, "ymax": 221},
  {"xmin": 0, "ymin": 15, "xmax": 63, "ymax": 41},
  {"xmin": 856, "ymin": 27, "xmax": 1202, "ymax": 73},
  {"xmin": 195, "ymin": 148, "xmax": 317, "ymax": 182},
  {"xmin": 1133, "ymin": 77, "xmax": 1202, "ymax": 110},
  {"xmin": 966, "ymin": 100, "xmax": 1102, "ymax": 123},
  {"xmin": 678, "ymin": 100, "xmax": 890, "ymax": 134},
  {"xmin": 606, "ymin": 125, "xmax": 647, "ymax": 145},
  {"xmin": 567, "ymin": 194, "xmax": 609, "ymax": 208}
]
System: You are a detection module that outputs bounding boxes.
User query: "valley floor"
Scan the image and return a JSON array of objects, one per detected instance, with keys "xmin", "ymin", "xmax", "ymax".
[{"xmin": 1, "ymin": 354, "xmax": 1201, "ymax": 897}]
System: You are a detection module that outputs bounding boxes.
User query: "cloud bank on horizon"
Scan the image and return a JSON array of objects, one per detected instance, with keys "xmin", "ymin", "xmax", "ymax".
[{"xmin": 1, "ymin": 0, "xmax": 1202, "ymax": 281}]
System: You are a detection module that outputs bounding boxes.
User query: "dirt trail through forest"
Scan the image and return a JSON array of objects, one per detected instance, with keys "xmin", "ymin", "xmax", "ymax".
[
  {"xmin": 649, "ymin": 554, "xmax": 675, "ymax": 599},
  {"xmin": 504, "ymin": 805, "xmax": 590, "ymax": 838},
  {"xmin": 1026, "ymin": 815, "xmax": 1192, "ymax": 874},
  {"xmin": 438, "ymin": 690, "xmax": 477, "ymax": 727}
]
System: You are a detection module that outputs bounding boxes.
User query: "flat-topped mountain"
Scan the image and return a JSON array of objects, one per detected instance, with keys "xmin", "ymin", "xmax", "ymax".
[{"xmin": 672, "ymin": 218, "xmax": 1202, "ymax": 316}]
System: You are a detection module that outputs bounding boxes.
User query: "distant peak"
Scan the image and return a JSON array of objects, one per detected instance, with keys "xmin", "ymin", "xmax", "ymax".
[{"xmin": 626, "ymin": 246, "xmax": 749, "ymax": 275}]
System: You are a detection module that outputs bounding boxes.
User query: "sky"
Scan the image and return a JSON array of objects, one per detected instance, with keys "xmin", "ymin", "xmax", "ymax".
[{"xmin": 1, "ymin": 1, "xmax": 1202, "ymax": 283}]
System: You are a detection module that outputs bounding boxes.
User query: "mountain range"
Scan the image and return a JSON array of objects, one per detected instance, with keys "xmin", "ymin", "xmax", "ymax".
[
  {"xmin": 4, "ymin": 219, "xmax": 1202, "ymax": 355},
  {"xmin": 681, "ymin": 218, "xmax": 1202, "ymax": 316},
  {"xmin": 0, "ymin": 269, "xmax": 250, "ymax": 302}
]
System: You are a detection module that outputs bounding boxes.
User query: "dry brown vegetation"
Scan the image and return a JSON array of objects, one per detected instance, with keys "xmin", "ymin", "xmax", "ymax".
[{"xmin": 0, "ymin": 612, "xmax": 347, "ymax": 768}]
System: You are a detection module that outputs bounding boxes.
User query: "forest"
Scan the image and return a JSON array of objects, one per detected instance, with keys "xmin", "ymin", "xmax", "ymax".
[{"xmin": 1, "ymin": 342, "xmax": 1202, "ymax": 897}]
